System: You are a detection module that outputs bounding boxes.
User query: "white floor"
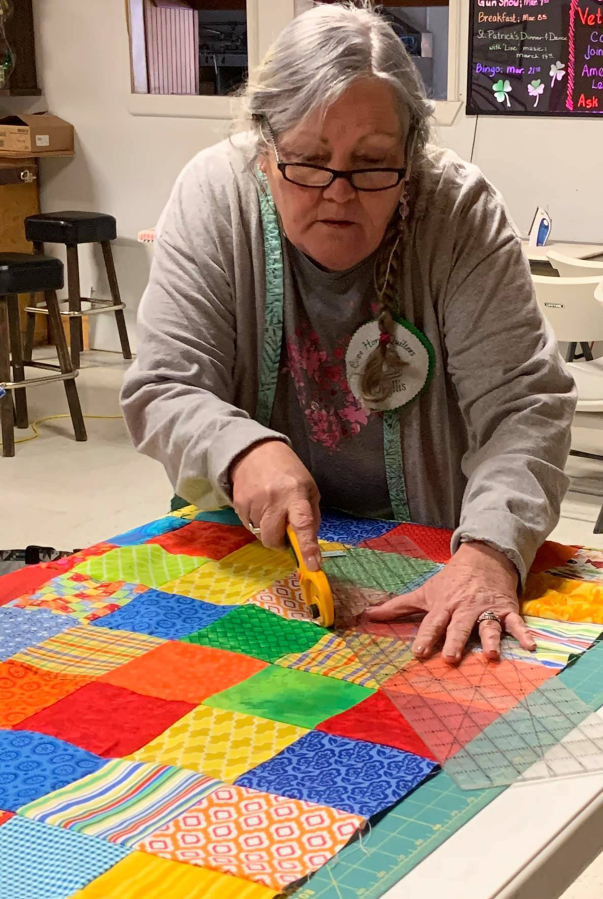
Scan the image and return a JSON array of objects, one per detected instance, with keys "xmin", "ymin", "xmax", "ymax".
[{"xmin": 2, "ymin": 349, "xmax": 603, "ymax": 896}]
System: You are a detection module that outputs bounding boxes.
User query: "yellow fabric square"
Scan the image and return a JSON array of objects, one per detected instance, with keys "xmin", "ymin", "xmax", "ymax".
[
  {"xmin": 521, "ymin": 573, "xmax": 603, "ymax": 623},
  {"xmin": 275, "ymin": 632, "xmax": 379, "ymax": 688},
  {"xmin": 169, "ymin": 505, "xmax": 199, "ymax": 520},
  {"xmin": 161, "ymin": 544, "xmax": 293, "ymax": 605},
  {"xmin": 66, "ymin": 850, "xmax": 277, "ymax": 899},
  {"xmin": 128, "ymin": 703, "xmax": 308, "ymax": 782}
]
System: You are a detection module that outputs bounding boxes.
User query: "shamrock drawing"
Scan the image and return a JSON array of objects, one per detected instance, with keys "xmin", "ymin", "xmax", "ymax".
[
  {"xmin": 550, "ymin": 61, "xmax": 566, "ymax": 88},
  {"xmin": 528, "ymin": 79, "xmax": 545, "ymax": 107},
  {"xmin": 493, "ymin": 79, "xmax": 512, "ymax": 107}
]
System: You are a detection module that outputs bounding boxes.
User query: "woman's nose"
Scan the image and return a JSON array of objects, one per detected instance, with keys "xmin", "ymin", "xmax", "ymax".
[{"xmin": 321, "ymin": 174, "xmax": 357, "ymax": 204}]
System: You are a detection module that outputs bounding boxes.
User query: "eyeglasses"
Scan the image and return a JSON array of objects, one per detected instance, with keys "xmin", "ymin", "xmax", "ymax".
[{"xmin": 267, "ymin": 127, "xmax": 407, "ymax": 193}]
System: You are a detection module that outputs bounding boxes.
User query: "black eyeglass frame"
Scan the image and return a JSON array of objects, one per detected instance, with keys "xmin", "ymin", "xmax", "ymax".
[{"xmin": 265, "ymin": 123, "xmax": 409, "ymax": 193}]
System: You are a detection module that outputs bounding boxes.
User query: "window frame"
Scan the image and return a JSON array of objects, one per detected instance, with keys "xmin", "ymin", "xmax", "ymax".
[{"xmin": 126, "ymin": 0, "xmax": 462, "ymax": 125}]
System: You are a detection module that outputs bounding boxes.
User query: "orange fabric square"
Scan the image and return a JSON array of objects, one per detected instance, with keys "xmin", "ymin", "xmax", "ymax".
[
  {"xmin": 0, "ymin": 659, "xmax": 90, "ymax": 727},
  {"xmin": 530, "ymin": 542, "xmax": 579, "ymax": 575},
  {"xmin": 101, "ymin": 642, "xmax": 269, "ymax": 703},
  {"xmin": 136, "ymin": 784, "xmax": 364, "ymax": 890},
  {"xmin": 148, "ymin": 522, "xmax": 256, "ymax": 560}
]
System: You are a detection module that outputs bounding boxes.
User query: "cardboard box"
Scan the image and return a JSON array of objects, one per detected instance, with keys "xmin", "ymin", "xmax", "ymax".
[{"xmin": 0, "ymin": 113, "xmax": 74, "ymax": 157}]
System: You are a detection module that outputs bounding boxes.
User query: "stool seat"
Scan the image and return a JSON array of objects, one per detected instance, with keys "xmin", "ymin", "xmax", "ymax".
[
  {"xmin": 0, "ymin": 253, "xmax": 64, "ymax": 296},
  {"xmin": 25, "ymin": 211, "xmax": 117, "ymax": 246}
]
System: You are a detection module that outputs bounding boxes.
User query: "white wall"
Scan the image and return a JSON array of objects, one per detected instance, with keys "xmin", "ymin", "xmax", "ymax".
[{"xmin": 1, "ymin": 0, "xmax": 601, "ymax": 352}]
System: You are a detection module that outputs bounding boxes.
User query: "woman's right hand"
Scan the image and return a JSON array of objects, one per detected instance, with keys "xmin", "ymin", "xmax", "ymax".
[{"xmin": 230, "ymin": 440, "xmax": 322, "ymax": 571}]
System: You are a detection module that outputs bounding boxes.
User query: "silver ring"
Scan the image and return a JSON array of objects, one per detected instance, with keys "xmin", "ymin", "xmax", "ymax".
[
  {"xmin": 477, "ymin": 610, "xmax": 502, "ymax": 626},
  {"xmin": 247, "ymin": 522, "xmax": 262, "ymax": 536}
]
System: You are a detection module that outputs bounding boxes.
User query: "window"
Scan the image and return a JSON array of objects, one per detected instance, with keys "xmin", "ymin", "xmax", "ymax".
[{"xmin": 380, "ymin": 5, "xmax": 449, "ymax": 102}]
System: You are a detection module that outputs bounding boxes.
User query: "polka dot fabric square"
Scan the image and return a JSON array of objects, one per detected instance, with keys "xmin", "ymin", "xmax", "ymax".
[{"xmin": 0, "ymin": 608, "xmax": 72, "ymax": 660}]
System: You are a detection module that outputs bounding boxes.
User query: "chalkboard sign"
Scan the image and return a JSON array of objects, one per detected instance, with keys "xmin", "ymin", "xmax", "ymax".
[{"xmin": 467, "ymin": 0, "xmax": 603, "ymax": 115}]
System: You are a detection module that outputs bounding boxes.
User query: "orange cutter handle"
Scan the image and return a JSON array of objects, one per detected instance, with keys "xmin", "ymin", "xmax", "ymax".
[{"xmin": 286, "ymin": 525, "xmax": 334, "ymax": 628}]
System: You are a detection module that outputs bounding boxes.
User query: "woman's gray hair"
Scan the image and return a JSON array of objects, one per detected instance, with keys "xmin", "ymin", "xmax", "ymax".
[{"xmin": 238, "ymin": 1, "xmax": 433, "ymax": 167}]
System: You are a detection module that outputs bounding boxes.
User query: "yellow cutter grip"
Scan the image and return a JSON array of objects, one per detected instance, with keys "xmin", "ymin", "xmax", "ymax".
[{"xmin": 286, "ymin": 525, "xmax": 334, "ymax": 628}]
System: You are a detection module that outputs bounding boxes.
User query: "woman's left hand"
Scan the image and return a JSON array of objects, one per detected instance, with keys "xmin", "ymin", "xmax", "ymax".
[{"xmin": 364, "ymin": 541, "xmax": 536, "ymax": 664}]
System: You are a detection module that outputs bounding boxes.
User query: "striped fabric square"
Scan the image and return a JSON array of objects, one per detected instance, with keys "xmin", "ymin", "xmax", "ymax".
[
  {"xmin": 19, "ymin": 758, "xmax": 221, "ymax": 847},
  {"xmin": 72, "ymin": 545, "xmax": 208, "ymax": 589},
  {"xmin": 12, "ymin": 625, "xmax": 163, "ymax": 676},
  {"xmin": 275, "ymin": 633, "xmax": 379, "ymax": 688}
]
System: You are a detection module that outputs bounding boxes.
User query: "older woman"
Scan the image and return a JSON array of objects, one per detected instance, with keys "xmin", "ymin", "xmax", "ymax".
[{"xmin": 122, "ymin": 4, "xmax": 576, "ymax": 664}]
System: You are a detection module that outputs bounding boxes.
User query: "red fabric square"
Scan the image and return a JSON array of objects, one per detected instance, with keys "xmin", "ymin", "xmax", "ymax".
[
  {"xmin": 0, "ymin": 566, "xmax": 55, "ymax": 606},
  {"xmin": 14, "ymin": 682, "xmax": 195, "ymax": 757},
  {"xmin": 317, "ymin": 689, "xmax": 436, "ymax": 761},
  {"xmin": 362, "ymin": 523, "xmax": 453, "ymax": 563},
  {"xmin": 530, "ymin": 541, "xmax": 579, "ymax": 574},
  {"xmin": 39, "ymin": 543, "xmax": 118, "ymax": 576},
  {"xmin": 0, "ymin": 811, "xmax": 14, "ymax": 827},
  {"xmin": 147, "ymin": 521, "xmax": 255, "ymax": 560}
]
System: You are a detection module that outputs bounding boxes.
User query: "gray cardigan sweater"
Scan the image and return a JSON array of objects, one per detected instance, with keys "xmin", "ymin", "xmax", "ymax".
[{"xmin": 121, "ymin": 136, "xmax": 576, "ymax": 584}]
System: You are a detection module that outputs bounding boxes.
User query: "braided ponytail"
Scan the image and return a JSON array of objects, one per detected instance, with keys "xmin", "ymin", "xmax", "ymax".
[{"xmin": 358, "ymin": 199, "xmax": 408, "ymax": 407}]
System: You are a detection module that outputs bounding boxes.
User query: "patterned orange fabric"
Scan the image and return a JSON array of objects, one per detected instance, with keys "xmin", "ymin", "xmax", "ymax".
[
  {"xmin": 136, "ymin": 784, "xmax": 364, "ymax": 890},
  {"xmin": 522, "ymin": 573, "xmax": 603, "ymax": 623},
  {"xmin": 101, "ymin": 642, "xmax": 268, "ymax": 703},
  {"xmin": 0, "ymin": 659, "xmax": 90, "ymax": 727}
]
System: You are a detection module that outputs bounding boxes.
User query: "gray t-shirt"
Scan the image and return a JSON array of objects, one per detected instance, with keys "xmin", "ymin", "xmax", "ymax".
[
  {"xmin": 272, "ymin": 242, "xmax": 392, "ymax": 518},
  {"xmin": 121, "ymin": 134, "xmax": 577, "ymax": 583}
]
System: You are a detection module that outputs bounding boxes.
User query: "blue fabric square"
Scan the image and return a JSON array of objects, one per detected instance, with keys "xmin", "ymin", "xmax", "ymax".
[
  {"xmin": 319, "ymin": 510, "xmax": 398, "ymax": 545},
  {"xmin": 90, "ymin": 589, "xmax": 237, "ymax": 639},
  {"xmin": 0, "ymin": 609, "xmax": 72, "ymax": 661},
  {"xmin": 0, "ymin": 730, "xmax": 107, "ymax": 812},
  {"xmin": 0, "ymin": 816, "xmax": 128, "ymax": 899},
  {"xmin": 109, "ymin": 516, "xmax": 189, "ymax": 547},
  {"xmin": 236, "ymin": 730, "xmax": 437, "ymax": 817}
]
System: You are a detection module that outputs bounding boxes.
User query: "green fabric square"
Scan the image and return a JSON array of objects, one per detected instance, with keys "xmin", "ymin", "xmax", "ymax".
[
  {"xmin": 181, "ymin": 604, "xmax": 327, "ymax": 663},
  {"xmin": 323, "ymin": 548, "xmax": 437, "ymax": 592},
  {"xmin": 72, "ymin": 545, "xmax": 208, "ymax": 589},
  {"xmin": 203, "ymin": 664, "xmax": 375, "ymax": 728}
]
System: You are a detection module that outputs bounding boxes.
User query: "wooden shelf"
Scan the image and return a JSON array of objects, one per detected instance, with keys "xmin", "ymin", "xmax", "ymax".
[{"xmin": 0, "ymin": 88, "xmax": 42, "ymax": 97}]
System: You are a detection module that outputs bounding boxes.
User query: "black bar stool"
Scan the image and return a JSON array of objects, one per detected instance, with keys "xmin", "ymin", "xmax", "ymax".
[
  {"xmin": 24, "ymin": 211, "xmax": 132, "ymax": 369},
  {"xmin": 0, "ymin": 254, "xmax": 87, "ymax": 457}
]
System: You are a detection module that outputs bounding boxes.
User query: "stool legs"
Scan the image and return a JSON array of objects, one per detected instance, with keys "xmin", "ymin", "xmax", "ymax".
[
  {"xmin": 101, "ymin": 241, "xmax": 132, "ymax": 360},
  {"xmin": 7, "ymin": 297, "xmax": 28, "ymax": 429},
  {"xmin": 24, "ymin": 241, "xmax": 45, "ymax": 363},
  {"xmin": 45, "ymin": 290, "xmax": 87, "ymax": 443},
  {"xmin": 66, "ymin": 246, "xmax": 83, "ymax": 370},
  {"xmin": 0, "ymin": 299, "xmax": 15, "ymax": 457}
]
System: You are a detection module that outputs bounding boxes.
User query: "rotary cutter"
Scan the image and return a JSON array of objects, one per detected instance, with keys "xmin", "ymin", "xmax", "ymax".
[{"xmin": 285, "ymin": 525, "xmax": 334, "ymax": 627}]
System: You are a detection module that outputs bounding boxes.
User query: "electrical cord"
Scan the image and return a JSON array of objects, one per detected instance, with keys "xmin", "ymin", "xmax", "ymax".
[
  {"xmin": 470, "ymin": 114, "xmax": 479, "ymax": 164},
  {"xmin": 0, "ymin": 413, "xmax": 124, "ymax": 447}
]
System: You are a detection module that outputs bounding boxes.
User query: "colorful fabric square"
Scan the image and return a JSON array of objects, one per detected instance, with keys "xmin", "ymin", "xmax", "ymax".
[
  {"xmin": 0, "ymin": 730, "xmax": 106, "ymax": 811},
  {"xmin": 92, "ymin": 589, "xmax": 236, "ymax": 640},
  {"xmin": 148, "ymin": 521, "xmax": 256, "ymax": 560},
  {"xmin": 541, "ymin": 545, "xmax": 603, "ymax": 582},
  {"xmin": 128, "ymin": 705, "xmax": 308, "ymax": 782},
  {"xmin": 247, "ymin": 574, "xmax": 312, "ymax": 621},
  {"xmin": 318, "ymin": 510, "xmax": 398, "ymax": 544},
  {"xmin": 14, "ymin": 682, "xmax": 195, "ymax": 758},
  {"xmin": 137, "ymin": 784, "xmax": 364, "ymax": 890},
  {"xmin": 339, "ymin": 622, "xmax": 418, "ymax": 684},
  {"xmin": 0, "ymin": 607, "xmax": 72, "ymax": 660},
  {"xmin": 182, "ymin": 604, "xmax": 326, "ymax": 663},
  {"xmin": 0, "ymin": 815, "xmax": 128, "ymax": 899},
  {"xmin": 275, "ymin": 633, "xmax": 378, "ymax": 688},
  {"xmin": 101, "ymin": 641, "xmax": 267, "ymax": 704},
  {"xmin": 11, "ymin": 624, "xmax": 163, "ymax": 676},
  {"xmin": 361, "ymin": 522, "xmax": 453, "ymax": 563},
  {"xmin": 0, "ymin": 810, "xmax": 13, "ymax": 826},
  {"xmin": 8, "ymin": 575, "xmax": 147, "ymax": 623},
  {"xmin": 0, "ymin": 565, "xmax": 56, "ymax": 607},
  {"xmin": 530, "ymin": 540, "xmax": 579, "ymax": 574},
  {"xmin": 38, "ymin": 543, "xmax": 118, "ymax": 578},
  {"xmin": 109, "ymin": 515, "xmax": 190, "ymax": 547},
  {"xmin": 323, "ymin": 547, "xmax": 439, "ymax": 593},
  {"xmin": 204, "ymin": 665, "xmax": 374, "ymax": 729},
  {"xmin": 381, "ymin": 653, "xmax": 554, "ymax": 762},
  {"xmin": 485, "ymin": 616, "xmax": 603, "ymax": 670},
  {"xmin": 161, "ymin": 544, "xmax": 293, "ymax": 606},
  {"xmin": 20, "ymin": 758, "xmax": 221, "ymax": 847},
  {"xmin": 236, "ymin": 731, "xmax": 437, "ymax": 817},
  {"xmin": 67, "ymin": 851, "xmax": 278, "ymax": 899},
  {"xmin": 521, "ymin": 573, "xmax": 603, "ymax": 623},
  {"xmin": 72, "ymin": 545, "xmax": 208, "ymax": 589},
  {"xmin": 0, "ymin": 660, "xmax": 90, "ymax": 728},
  {"xmin": 317, "ymin": 689, "xmax": 436, "ymax": 760}
]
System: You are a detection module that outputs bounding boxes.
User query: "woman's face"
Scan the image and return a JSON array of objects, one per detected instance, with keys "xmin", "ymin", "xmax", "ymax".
[{"xmin": 262, "ymin": 79, "xmax": 406, "ymax": 272}]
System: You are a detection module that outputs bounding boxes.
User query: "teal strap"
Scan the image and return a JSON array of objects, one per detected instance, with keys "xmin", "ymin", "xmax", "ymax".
[
  {"xmin": 383, "ymin": 410, "xmax": 410, "ymax": 521},
  {"xmin": 255, "ymin": 178, "xmax": 284, "ymax": 428}
]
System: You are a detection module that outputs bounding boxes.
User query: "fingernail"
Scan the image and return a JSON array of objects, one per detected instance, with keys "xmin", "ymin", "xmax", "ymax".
[
  {"xmin": 414, "ymin": 644, "xmax": 425, "ymax": 656},
  {"xmin": 529, "ymin": 642, "xmax": 536, "ymax": 651},
  {"xmin": 307, "ymin": 553, "xmax": 321, "ymax": 572}
]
